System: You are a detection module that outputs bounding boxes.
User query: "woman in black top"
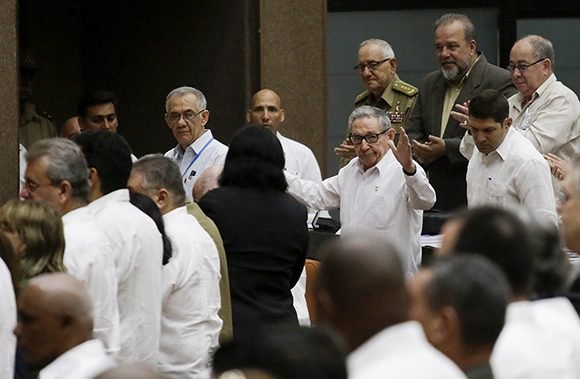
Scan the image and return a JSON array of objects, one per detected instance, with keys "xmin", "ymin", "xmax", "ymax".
[{"xmin": 199, "ymin": 125, "xmax": 308, "ymax": 342}]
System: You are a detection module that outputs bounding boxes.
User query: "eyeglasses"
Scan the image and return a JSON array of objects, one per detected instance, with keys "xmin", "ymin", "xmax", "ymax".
[
  {"xmin": 21, "ymin": 178, "xmax": 56, "ymax": 192},
  {"xmin": 349, "ymin": 130, "xmax": 388, "ymax": 145},
  {"xmin": 353, "ymin": 58, "xmax": 392, "ymax": 72},
  {"xmin": 166, "ymin": 109, "xmax": 206, "ymax": 123},
  {"xmin": 507, "ymin": 57, "xmax": 547, "ymax": 73}
]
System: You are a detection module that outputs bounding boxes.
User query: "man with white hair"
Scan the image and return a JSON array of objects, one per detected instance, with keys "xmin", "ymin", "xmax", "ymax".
[
  {"xmin": 164, "ymin": 86, "xmax": 228, "ymax": 202},
  {"xmin": 286, "ymin": 106, "xmax": 435, "ymax": 275},
  {"xmin": 335, "ymin": 38, "xmax": 418, "ymax": 162}
]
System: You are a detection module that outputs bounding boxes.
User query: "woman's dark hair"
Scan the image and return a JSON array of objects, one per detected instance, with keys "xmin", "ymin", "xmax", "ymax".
[
  {"xmin": 219, "ymin": 125, "xmax": 287, "ymax": 191},
  {"xmin": 129, "ymin": 191, "xmax": 172, "ymax": 265}
]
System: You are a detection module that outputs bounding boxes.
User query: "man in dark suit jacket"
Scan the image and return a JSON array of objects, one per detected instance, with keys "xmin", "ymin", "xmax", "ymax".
[{"xmin": 405, "ymin": 13, "xmax": 515, "ymax": 213}]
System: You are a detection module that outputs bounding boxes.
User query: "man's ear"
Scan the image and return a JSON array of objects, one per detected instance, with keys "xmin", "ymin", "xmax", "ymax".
[
  {"xmin": 154, "ymin": 188, "xmax": 170, "ymax": 210},
  {"xmin": 427, "ymin": 306, "xmax": 459, "ymax": 347},
  {"xmin": 200, "ymin": 109, "xmax": 210, "ymax": 127},
  {"xmin": 88, "ymin": 168, "xmax": 98, "ymax": 186},
  {"xmin": 88, "ymin": 167, "xmax": 101, "ymax": 200},
  {"xmin": 78, "ymin": 117, "xmax": 86, "ymax": 132},
  {"xmin": 164, "ymin": 114, "xmax": 172, "ymax": 129},
  {"xmin": 504, "ymin": 117, "xmax": 513, "ymax": 128},
  {"xmin": 386, "ymin": 128, "xmax": 396, "ymax": 140},
  {"xmin": 246, "ymin": 111, "xmax": 252, "ymax": 123},
  {"xmin": 280, "ymin": 108, "xmax": 286, "ymax": 123},
  {"xmin": 57, "ymin": 180, "xmax": 74, "ymax": 204},
  {"xmin": 389, "ymin": 58, "xmax": 398, "ymax": 72},
  {"xmin": 469, "ymin": 39, "xmax": 477, "ymax": 55}
]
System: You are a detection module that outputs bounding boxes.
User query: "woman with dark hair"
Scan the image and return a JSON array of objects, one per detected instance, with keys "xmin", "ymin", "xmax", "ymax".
[{"xmin": 199, "ymin": 125, "xmax": 308, "ymax": 342}]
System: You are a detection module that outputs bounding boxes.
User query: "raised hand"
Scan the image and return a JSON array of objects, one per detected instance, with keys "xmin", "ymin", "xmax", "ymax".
[{"xmin": 388, "ymin": 128, "xmax": 416, "ymax": 174}]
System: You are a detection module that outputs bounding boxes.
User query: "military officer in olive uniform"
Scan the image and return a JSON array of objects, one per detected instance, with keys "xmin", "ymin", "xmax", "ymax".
[
  {"xmin": 19, "ymin": 50, "xmax": 57, "ymax": 149},
  {"xmin": 335, "ymin": 39, "xmax": 418, "ymax": 164}
]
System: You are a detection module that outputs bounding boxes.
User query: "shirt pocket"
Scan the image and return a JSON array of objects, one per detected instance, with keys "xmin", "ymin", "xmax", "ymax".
[
  {"xmin": 363, "ymin": 193, "xmax": 396, "ymax": 230},
  {"xmin": 486, "ymin": 180, "xmax": 508, "ymax": 206}
]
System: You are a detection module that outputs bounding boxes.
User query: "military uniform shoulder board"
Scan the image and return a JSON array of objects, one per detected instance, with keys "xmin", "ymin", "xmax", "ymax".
[
  {"xmin": 392, "ymin": 80, "xmax": 418, "ymax": 97},
  {"xmin": 354, "ymin": 90, "xmax": 371, "ymax": 105},
  {"xmin": 38, "ymin": 108, "xmax": 53, "ymax": 121}
]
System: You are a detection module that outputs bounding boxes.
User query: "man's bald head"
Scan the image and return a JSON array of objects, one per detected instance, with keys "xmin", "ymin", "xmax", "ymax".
[
  {"xmin": 193, "ymin": 164, "xmax": 223, "ymax": 202},
  {"xmin": 316, "ymin": 233, "xmax": 407, "ymax": 351},
  {"xmin": 246, "ymin": 89, "xmax": 285, "ymax": 134},
  {"xmin": 14, "ymin": 273, "xmax": 93, "ymax": 369},
  {"xmin": 61, "ymin": 117, "xmax": 81, "ymax": 139}
]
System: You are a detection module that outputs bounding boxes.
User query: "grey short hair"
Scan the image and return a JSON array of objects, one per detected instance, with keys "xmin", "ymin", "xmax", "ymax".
[
  {"xmin": 165, "ymin": 86, "xmax": 207, "ymax": 112},
  {"xmin": 359, "ymin": 39, "xmax": 395, "ymax": 59},
  {"xmin": 434, "ymin": 13, "xmax": 477, "ymax": 42},
  {"xmin": 132, "ymin": 154, "xmax": 186, "ymax": 206},
  {"xmin": 348, "ymin": 105, "xmax": 392, "ymax": 132},
  {"xmin": 26, "ymin": 138, "xmax": 90, "ymax": 201},
  {"xmin": 520, "ymin": 35, "xmax": 556, "ymax": 68}
]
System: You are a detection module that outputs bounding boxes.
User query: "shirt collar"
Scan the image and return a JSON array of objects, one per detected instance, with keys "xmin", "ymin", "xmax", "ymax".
[
  {"xmin": 162, "ymin": 205, "xmax": 187, "ymax": 223},
  {"xmin": 176, "ymin": 129, "xmax": 213, "ymax": 155},
  {"xmin": 88, "ymin": 188, "xmax": 130, "ymax": 212},
  {"xmin": 534, "ymin": 73, "xmax": 556, "ymax": 99},
  {"xmin": 354, "ymin": 148, "xmax": 396, "ymax": 175},
  {"xmin": 513, "ymin": 74, "xmax": 557, "ymax": 111},
  {"xmin": 39, "ymin": 340, "xmax": 113, "ymax": 379},
  {"xmin": 492, "ymin": 126, "xmax": 516, "ymax": 161},
  {"xmin": 348, "ymin": 321, "xmax": 424, "ymax": 373},
  {"xmin": 449, "ymin": 53, "xmax": 480, "ymax": 88}
]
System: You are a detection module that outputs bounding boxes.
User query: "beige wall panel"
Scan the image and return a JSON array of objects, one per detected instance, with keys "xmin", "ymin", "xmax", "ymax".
[
  {"xmin": 0, "ymin": 0, "xmax": 19, "ymax": 204},
  {"xmin": 260, "ymin": 0, "xmax": 327, "ymax": 172}
]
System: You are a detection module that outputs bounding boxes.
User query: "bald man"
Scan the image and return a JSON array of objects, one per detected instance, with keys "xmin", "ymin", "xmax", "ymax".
[
  {"xmin": 61, "ymin": 116, "xmax": 81, "ymax": 139},
  {"xmin": 192, "ymin": 164, "xmax": 223, "ymax": 203},
  {"xmin": 316, "ymin": 234, "xmax": 466, "ymax": 379},
  {"xmin": 247, "ymin": 89, "xmax": 322, "ymax": 184},
  {"xmin": 14, "ymin": 273, "xmax": 116, "ymax": 378}
]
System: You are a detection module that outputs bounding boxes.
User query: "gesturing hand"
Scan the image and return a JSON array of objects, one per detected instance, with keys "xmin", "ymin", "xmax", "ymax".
[
  {"xmin": 450, "ymin": 101, "xmax": 470, "ymax": 129},
  {"xmin": 334, "ymin": 141, "xmax": 357, "ymax": 159},
  {"xmin": 388, "ymin": 129, "xmax": 416, "ymax": 174},
  {"xmin": 412, "ymin": 135, "xmax": 446, "ymax": 165}
]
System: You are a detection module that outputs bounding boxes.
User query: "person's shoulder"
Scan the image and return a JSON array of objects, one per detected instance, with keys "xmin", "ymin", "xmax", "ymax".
[
  {"xmin": 211, "ymin": 139, "xmax": 229, "ymax": 155},
  {"xmin": 37, "ymin": 107, "xmax": 53, "ymax": 122},
  {"xmin": 476, "ymin": 55, "xmax": 511, "ymax": 78},
  {"xmin": 354, "ymin": 90, "xmax": 371, "ymax": 106},
  {"xmin": 279, "ymin": 133, "xmax": 314, "ymax": 153},
  {"xmin": 392, "ymin": 77, "xmax": 418, "ymax": 97},
  {"xmin": 507, "ymin": 131, "xmax": 545, "ymax": 162},
  {"xmin": 279, "ymin": 191, "xmax": 308, "ymax": 215},
  {"xmin": 164, "ymin": 146, "xmax": 178, "ymax": 158},
  {"xmin": 551, "ymin": 79, "xmax": 580, "ymax": 101},
  {"xmin": 421, "ymin": 69, "xmax": 443, "ymax": 84},
  {"xmin": 198, "ymin": 186, "xmax": 228, "ymax": 207}
]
